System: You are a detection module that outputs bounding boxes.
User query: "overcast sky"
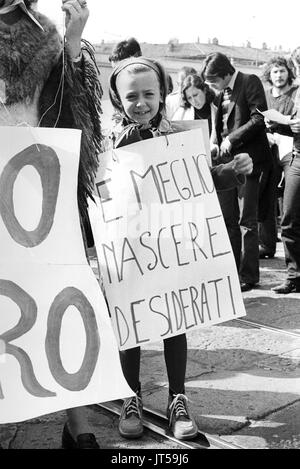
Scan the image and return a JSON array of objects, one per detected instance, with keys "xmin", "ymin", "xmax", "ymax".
[{"xmin": 38, "ymin": 0, "xmax": 299, "ymax": 51}]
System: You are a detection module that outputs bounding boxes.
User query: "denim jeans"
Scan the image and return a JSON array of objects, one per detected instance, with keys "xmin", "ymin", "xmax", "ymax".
[
  {"xmin": 258, "ymin": 152, "xmax": 292, "ymax": 254},
  {"xmin": 281, "ymin": 155, "xmax": 300, "ymax": 279}
]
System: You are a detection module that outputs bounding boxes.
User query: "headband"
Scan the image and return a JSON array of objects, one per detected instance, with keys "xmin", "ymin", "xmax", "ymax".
[
  {"xmin": 112, "ymin": 56, "xmax": 162, "ymax": 79},
  {"xmin": 0, "ymin": 0, "xmax": 44, "ymax": 30}
]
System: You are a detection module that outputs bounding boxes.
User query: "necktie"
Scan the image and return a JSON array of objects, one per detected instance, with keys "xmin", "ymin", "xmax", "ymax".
[{"xmin": 221, "ymin": 87, "xmax": 232, "ymax": 138}]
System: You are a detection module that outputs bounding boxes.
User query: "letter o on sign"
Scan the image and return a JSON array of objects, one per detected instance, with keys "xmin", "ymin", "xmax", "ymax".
[
  {"xmin": 45, "ymin": 287, "xmax": 100, "ymax": 391},
  {"xmin": 0, "ymin": 144, "xmax": 60, "ymax": 247}
]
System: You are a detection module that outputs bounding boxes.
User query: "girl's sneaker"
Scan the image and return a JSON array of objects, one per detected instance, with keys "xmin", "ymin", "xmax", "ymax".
[
  {"xmin": 118, "ymin": 394, "xmax": 143, "ymax": 439},
  {"xmin": 167, "ymin": 393, "xmax": 198, "ymax": 440}
]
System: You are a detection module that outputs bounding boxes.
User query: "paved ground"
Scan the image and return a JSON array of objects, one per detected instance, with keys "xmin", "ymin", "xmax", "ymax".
[{"xmin": 1, "ymin": 241, "xmax": 299, "ymax": 450}]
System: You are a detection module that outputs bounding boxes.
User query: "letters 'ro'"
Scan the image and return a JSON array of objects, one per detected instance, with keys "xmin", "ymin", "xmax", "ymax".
[{"xmin": 0, "ymin": 145, "xmax": 100, "ymax": 398}]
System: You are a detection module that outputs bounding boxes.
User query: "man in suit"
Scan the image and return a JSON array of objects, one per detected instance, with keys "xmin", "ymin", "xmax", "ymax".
[{"xmin": 202, "ymin": 52, "xmax": 272, "ymax": 292}]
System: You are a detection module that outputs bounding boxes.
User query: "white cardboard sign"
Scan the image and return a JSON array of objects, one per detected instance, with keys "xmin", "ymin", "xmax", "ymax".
[
  {"xmin": 89, "ymin": 128, "xmax": 246, "ymax": 351},
  {"xmin": 0, "ymin": 127, "xmax": 133, "ymax": 424}
]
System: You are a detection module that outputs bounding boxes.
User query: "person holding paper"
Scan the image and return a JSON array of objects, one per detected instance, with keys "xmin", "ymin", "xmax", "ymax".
[
  {"xmin": 0, "ymin": 0, "xmax": 103, "ymax": 449},
  {"xmin": 272, "ymin": 49, "xmax": 300, "ymax": 294},
  {"xmin": 107, "ymin": 56, "xmax": 253, "ymax": 441},
  {"xmin": 258, "ymin": 56, "xmax": 298, "ymax": 261},
  {"xmin": 202, "ymin": 52, "xmax": 272, "ymax": 292}
]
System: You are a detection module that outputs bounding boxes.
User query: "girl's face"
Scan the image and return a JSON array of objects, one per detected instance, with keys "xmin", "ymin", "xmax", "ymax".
[
  {"xmin": 116, "ymin": 69, "xmax": 162, "ymax": 125},
  {"xmin": 185, "ymin": 86, "xmax": 206, "ymax": 110}
]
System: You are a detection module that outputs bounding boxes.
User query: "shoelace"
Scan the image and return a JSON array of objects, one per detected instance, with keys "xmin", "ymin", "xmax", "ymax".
[
  {"xmin": 122, "ymin": 395, "xmax": 142, "ymax": 419},
  {"xmin": 168, "ymin": 394, "xmax": 189, "ymax": 426}
]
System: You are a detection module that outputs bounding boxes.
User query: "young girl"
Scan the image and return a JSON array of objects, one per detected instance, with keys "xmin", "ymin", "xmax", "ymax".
[{"xmin": 108, "ymin": 56, "xmax": 253, "ymax": 441}]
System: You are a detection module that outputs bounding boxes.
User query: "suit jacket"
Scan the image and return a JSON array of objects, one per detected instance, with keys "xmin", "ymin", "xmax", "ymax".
[{"xmin": 212, "ymin": 71, "xmax": 272, "ymax": 174}]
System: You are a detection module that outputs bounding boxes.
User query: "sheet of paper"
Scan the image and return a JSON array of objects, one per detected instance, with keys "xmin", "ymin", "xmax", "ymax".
[
  {"xmin": 259, "ymin": 109, "xmax": 292, "ymax": 125},
  {"xmin": 273, "ymin": 133, "xmax": 294, "ymax": 160}
]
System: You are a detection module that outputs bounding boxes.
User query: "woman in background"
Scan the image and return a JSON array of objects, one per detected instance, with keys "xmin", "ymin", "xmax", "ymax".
[{"xmin": 172, "ymin": 74, "xmax": 216, "ymax": 135}]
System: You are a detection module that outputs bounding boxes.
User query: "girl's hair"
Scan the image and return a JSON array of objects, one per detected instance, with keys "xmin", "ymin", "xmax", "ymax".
[
  {"xmin": 262, "ymin": 56, "xmax": 295, "ymax": 86},
  {"xmin": 181, "ymin": 74, "xmax": 216, "ymax": 109},
  {"xmin": 109, "ymin": 56, "xmax": 168, "ymax": 117}
]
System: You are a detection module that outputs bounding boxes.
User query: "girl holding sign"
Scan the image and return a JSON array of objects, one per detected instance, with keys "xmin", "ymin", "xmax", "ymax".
[{"xmin": 108, "ymin": 56, "xmax": 253, "ymax": 440}]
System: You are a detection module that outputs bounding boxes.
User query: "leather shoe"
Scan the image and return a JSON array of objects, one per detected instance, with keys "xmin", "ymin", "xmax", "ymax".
[
  {"xmin": 240, "ymin": 282, "xmax": 256, "ymax": 292},
  {"xmin": 62, "ymin": 423, "xmax": 100, "ymax": 449},
  {"xmin": 259, "ymin": 247, "xmax": 275, "ymax": 259},
  {"xmin": 272, "ymin": 279, "xmax": 300, "ymax": 294}
]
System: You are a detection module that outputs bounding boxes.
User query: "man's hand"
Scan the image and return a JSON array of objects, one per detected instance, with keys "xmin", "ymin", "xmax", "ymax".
[
  {"xmin": 220, "ymin": 136, "xmax": 232, "ymax": 155},
  {"xmin": 264, "ymin": 117, "xmax": 272, "ymax": 129},
  {"xmin": 232, "ymin": 153, "xmax": 253, "ymax": 176},
  {"xmin": 62, "ymin": 0, "xmax": 89, "ymax": 59},
  {"xmin": 289, "ymin": 117, "xmax": 300, "ymax": 134}
]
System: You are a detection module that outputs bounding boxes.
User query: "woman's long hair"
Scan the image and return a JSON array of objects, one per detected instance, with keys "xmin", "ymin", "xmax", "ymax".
[{"xmin": 181, "ymin": 74, "xmax": 216, "ymax": 109}]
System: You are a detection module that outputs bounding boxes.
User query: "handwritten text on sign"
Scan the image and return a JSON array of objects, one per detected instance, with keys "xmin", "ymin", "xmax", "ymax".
[
  {"xmin": 89, "ymin": 129, "xmax": 246, "ymax": 351},
  {"xmin": 0, "ymin": 127, "xmax": 132, "ymax": 424}
]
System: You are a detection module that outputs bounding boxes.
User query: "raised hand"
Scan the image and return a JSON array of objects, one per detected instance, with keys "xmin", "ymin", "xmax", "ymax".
[{"xmin": 62, "ymin": 0, "xmax": 89, "ymax": 58}]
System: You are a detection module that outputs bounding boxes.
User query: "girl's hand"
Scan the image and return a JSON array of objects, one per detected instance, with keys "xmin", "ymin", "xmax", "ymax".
[
  {"xmin": 232, "ymin": 153, "xmax": 253, "ymax": 175},
  {"xmin": 289, "ymin": 118, "xmax": 300, "ymax": 134},
  {"xmin": 62, "ymin": 0, "xmax": 89, "ymax": 59}
]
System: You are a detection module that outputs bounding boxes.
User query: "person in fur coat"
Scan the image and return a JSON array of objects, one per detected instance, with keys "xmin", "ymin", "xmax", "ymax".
[{"xmin": 0, "ymin": 0, "xmax": 102, "ymax": 448}]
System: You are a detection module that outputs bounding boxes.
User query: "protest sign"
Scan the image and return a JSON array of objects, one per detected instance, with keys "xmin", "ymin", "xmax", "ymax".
[
  {"xmin": 89, "ymin": 128, "xmax": 246, "ymax": 351},
  {"xmin": 0, "ymin": 127, "xmax": 133, "ymax": 424},
  {"xmin": 171, "ymin": 120, "xmax": 211, "ymax": 166}
]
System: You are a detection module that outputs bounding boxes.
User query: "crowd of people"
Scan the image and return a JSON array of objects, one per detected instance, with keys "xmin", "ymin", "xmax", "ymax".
[
  {"xmin": 1, "ymin": 0, "xmax": 300, "ymax": 450},
  {"xmin": 108, "ymin": 37, "xmax": 300, "ymax": 296}
]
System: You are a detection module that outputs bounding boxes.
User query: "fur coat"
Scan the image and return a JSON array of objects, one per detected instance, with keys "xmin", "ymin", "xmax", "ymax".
[{"xmin": 0, "ymin": 6, "xmax": 103, "ymax": 222}]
